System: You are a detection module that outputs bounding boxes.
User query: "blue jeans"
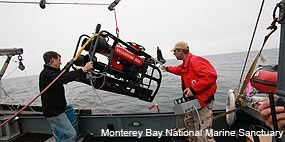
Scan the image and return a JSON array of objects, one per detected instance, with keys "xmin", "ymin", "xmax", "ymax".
[{"xmin": 46, "ymin": 112, "xmax": 77, "ymax": 142}]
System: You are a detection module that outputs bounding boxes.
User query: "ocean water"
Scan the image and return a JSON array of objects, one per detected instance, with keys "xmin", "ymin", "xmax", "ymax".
[{"xmin": 0, "ymin": 48, "xmax": 279, "ymax": 114}]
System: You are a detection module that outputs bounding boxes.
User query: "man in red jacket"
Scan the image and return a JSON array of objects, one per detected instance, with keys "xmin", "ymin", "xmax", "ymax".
[{"xmin": 162, "ymin": 41, "xmax": 217, "ymax": 142}]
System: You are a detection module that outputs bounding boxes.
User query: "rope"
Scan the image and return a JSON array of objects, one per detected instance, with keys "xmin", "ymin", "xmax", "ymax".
[
  {"xmin": 237, "ymin": 0, "xmax": 265, "ymax": 93},
  {"xmin": 0, "ymin": 1, "xmax": 109, "ymax": 5},
  {"xmin": 149, "ymin": 104, "xmax": 160, "ymax": 113},
  {"xmin": 0, "ymin": 33, "xmax": 98, "ymax": 127},
  {"xmin": 2, "ymin": 66, "xmax": 18, "ymax": 79},
  {"xmin": 0, "ymin": 68, "xmax": 67, "ymax": 127},
  {"xmin": 213, "ymin": 106, "xmax": 244, "ymax": 120},
  {"xmin": 1, "ymin": 56, "xmax": 19, "ymax": 64},
  {"xmin": 88, "ymin": 74, "xmax": 112, "ymax": 116},
  {"xmin": 238, "ymin": 20, "xmax": 277, "ymax": 96},
  {"xmin": 94, "ymin": 72, "xmax": 106, "ymax": 90},
  {"xmin": 114, "ymin": 9, "xmax": 120, "ymax": 37},
  {"xmin": 0, "ymin": 81, "xmax": 12, "ymax": 100}
]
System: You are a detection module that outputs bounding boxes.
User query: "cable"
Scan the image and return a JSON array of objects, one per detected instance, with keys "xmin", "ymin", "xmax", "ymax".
[
  {"xmin": 0, "ymin": 0, "xmax": 108, "ymax": 5},
  {"xmin": 2, "ymin": 66, "xmax": 18, "ymax": 79},
  {"xmin": 113, "ymin": 10, "xmax": 120, "ymax": 37},
  {"xmin": 1, "ymin": 56, "xmax": 19, "ymax": 64},
  {"xmin": 0, "ymin": 67, "xmax": 67, "ymax": 127},
  {"xmin": 0, "ymin": 1, "xmax": 37, "ymax": 4},
  {"xmin": 0, "ymin": 81, "xmax": 13, "ymax": 100},
  {"xmin": 90, "ymin": 71, "xmax": 106, "ymax": 90},
  {"xmin": 88, "ymin": 74, "xmax": 112, "ymax": 116},
  {"xmin": 237, "ymin": 0, "xmax": 265, "ymax": 93}
]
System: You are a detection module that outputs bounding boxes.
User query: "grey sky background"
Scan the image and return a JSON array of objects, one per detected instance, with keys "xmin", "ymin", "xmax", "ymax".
[{"xmin": 0, "ymin": 0, "xmax": 281, "ymax": 78}]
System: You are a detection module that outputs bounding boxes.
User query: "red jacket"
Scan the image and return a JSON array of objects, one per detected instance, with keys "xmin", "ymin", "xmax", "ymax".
[{"xmin": 167, "ymin": 53, "xmax": 217, "ymax": 108}]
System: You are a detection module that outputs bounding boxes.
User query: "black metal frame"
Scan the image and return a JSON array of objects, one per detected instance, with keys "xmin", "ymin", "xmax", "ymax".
[
  {"xmin": 72, "ymin": 27, "xmax": 162, "ymax": 102},
  {"xmin": 277, "ymin": 0, "xmax": 285, "ymax": 99}
]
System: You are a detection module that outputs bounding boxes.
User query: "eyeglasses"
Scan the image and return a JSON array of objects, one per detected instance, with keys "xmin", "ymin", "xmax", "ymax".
[{"xmin": 173, "ymin": 49, "xmax": 180, "ymax": 53}]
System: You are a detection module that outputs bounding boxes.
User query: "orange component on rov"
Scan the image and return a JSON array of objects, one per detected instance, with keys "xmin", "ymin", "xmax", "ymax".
[{"xmin": 113, "ymin": 45, "xmax": 143, "ymax": 66}]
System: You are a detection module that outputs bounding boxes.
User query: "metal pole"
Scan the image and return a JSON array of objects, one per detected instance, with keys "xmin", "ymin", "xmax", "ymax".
[
  {"xmin": 277, "ymin": 0, "xmax": 285, "ymax": 99},
  {"xmin": 0, "ymin": 56, "xmax": 11, "ymax": 80}
]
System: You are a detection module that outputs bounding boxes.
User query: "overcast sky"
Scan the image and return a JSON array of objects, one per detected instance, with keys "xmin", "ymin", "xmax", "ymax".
[{"xmin": 0, "ymin": 0, "xmax": 281, "ymax": 78}]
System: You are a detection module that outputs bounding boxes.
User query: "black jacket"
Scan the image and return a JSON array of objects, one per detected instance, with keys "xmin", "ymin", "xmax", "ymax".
[{"xmin": 39, "ymin": 65, "xmax": 84, "ymax": 118}]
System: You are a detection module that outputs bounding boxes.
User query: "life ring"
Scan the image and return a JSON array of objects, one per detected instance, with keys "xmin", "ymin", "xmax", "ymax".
[{"xmin": 226, "ymin": 89, "xmax": 236, "ymax": 127}]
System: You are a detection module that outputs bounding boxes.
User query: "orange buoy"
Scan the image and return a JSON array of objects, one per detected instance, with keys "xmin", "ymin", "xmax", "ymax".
[{"xmin": 250, "ymin": 65, "xmax": 278, "ymax": 93}]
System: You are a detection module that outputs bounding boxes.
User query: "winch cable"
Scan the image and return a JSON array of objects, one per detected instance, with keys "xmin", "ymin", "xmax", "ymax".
[
  {"xmin": 0, "ymin": 55, "xmax": 34, "ymax": 112},
  {"xmin": 0, "ymin": 33, "xmax": 98, "ymax": 127},
  {"xmin": 0, "ymin": 56, "xmax": 19, "ymax": 100},
  {"xmin": 237, "ymin": 0, "xmax": 265, "ymax": 94},
  {"xmin": 213, "ymin": 0, "xmax": 279, "ymax": 121},
  {"xmin": 1, "ymin": 66, "xmax": 18, "ymax": 80},
  {"xmin": 114, "ymin": 9, "xmax": 120, "ymax": 37},
  {"xmin": 108, "ymin": 0, "xmax": 120, "ymax": 37},
  {"xmin": 0, "ymin": 1, "xmax": 108, "ymax": 6},
  {"xmin": 238, "ymin": 7, "xmax": 278, "ymax": 98}
]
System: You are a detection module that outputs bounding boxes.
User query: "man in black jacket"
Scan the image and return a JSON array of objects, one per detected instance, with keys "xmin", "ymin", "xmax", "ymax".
[{"xmin": 39, "ymin": 51, "xmax": 93, "ymax": 142}]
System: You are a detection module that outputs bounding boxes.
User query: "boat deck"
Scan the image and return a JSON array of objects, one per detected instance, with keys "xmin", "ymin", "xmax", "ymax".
[
  {"xmin": 1, "ymin": 105, "xmax": 273, "ymax": 142},
  {"xmin": 10, "ymin": 133, "xmax": 52, "ymax": 142},
  {"xmin": 11, "ymin": 134, "xmax": 238, "ymax": 142},
  {"xmin": 10, "ymin": 110, "xmax": 239, "ymax": 142}
]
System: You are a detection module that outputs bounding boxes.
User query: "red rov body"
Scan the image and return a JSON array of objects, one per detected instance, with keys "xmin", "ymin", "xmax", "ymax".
[{"xmin": 112, "ymin": 44, "xmax": 143, "ymax": 70}]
